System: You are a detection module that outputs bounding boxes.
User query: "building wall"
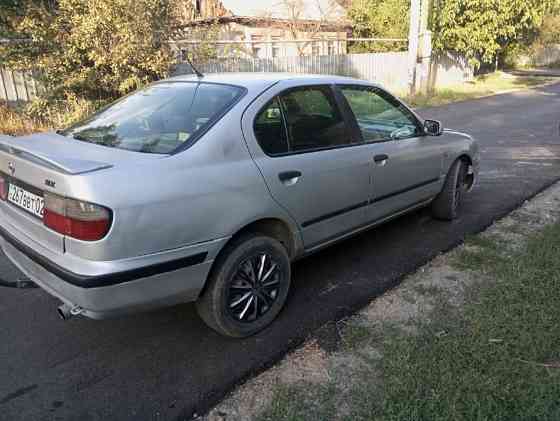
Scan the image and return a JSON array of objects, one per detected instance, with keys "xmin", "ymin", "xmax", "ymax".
[{"xmin": 215, "ymin": 22, "xmax": 348, "ymax": 58}]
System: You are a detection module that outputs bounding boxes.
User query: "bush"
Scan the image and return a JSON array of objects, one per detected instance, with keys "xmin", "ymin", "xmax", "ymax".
[
  {"xmin": 0, "ymin": 93, "xmax": 109, "ymax": 136},
  {"xmin": 538, "ymin": 14, "xmax": 560, "ymax": 46},
  {"xmin": 24, "ymin": 93, "xmax": 108, "ymax": 129},
  {"xmin": 0, "ymin": 102, "xmax": 47, "ymax": 136},
  {"xmin": 0, "ymin": 0, "xmax": 179, "ymax": 134},
  {"xmin": 1, "ymin": 0, "xmax": 176, "ymax": 102}
]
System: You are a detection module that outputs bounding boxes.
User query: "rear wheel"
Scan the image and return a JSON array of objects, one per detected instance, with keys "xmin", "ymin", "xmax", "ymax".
[
  {"xmin": 431, "ymin": 159, "xmax": 468, "ymax": 220},
  {"xmin": 196, "ymin": 234, "xmax": 291, "ymax": 338}
]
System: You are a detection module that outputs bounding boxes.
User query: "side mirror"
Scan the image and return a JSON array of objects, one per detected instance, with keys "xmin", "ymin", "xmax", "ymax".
[{"xmin": 424, "ymin": 119, "xmax": 443, "ymax": 136}]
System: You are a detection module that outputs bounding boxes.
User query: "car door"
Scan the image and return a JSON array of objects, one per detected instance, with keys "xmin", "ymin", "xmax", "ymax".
[
  {"xmin": 241, "ymin": 82, "xmax": 371, "ymax": 249},
  {"xmin": 337, "ymin": 84, "xmax": 444, "ymax": 221}
]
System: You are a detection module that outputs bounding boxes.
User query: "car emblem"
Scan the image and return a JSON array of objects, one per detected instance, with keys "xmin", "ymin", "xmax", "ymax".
[{"xmin": 8, "ymin": 161, "xmax": 15, "ymax": 175}]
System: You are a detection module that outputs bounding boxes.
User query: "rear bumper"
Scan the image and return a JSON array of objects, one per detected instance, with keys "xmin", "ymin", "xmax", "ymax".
[{"xmin": 0, "ymin": 220, "xmax": 225, "ymax": 319}]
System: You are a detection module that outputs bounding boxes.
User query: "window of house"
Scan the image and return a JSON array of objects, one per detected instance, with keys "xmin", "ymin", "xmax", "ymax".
[
  {"xmin": 251, "ymin": 35, "xmax": 264, "ymax": 58},
  {"xmin": 340, "ymin": 86, "xmax": 421, "ymax": 142},
  {"xmin": 312, "ymin": 43, "xmax": 320, "ymax": 56},
  {"xmin": 328, "ymin": 40, "xmax": 336, "ymax": 55},
  {"xmin": 271, "ymin": 36, "xmax": 281, "ymax": 58}
]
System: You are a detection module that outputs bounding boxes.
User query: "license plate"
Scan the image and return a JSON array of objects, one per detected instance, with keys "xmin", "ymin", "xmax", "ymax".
[{"xmin": 8, "ymin": 184, "xmax": 44, "ymax": 218}]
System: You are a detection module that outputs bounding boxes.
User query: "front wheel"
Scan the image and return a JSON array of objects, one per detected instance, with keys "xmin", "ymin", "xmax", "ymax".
[
  {"xmin": 196, "ymin": 234, "xmax": 291, "ymax": 338},
  {"xmin": 431, "ymin": 159, "xmax": 468, "ymax": 220}
]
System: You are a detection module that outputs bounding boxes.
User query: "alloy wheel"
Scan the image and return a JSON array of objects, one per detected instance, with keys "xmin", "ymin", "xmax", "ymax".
[{"xmin": 227, "ymin": 253, "xmax": 281, "ymax": 322}]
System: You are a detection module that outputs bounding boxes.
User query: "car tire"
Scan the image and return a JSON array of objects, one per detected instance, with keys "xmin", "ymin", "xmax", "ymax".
[
  {"xmin": 196, "ymin": 233, "xmax": 291, "ymax": 338},
  {"xmin": 431, "ymin": 159, "xmax": 468, "ymax": 221}
]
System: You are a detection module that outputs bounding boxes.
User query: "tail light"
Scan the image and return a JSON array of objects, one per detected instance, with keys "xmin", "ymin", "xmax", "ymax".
[
  {"xmin": 43, "ymin": 192, "xmax": 112, "ymax": 241},
  {"xmin": 0, "ymin": 175, "xmax": 7, "ymax": 200}
]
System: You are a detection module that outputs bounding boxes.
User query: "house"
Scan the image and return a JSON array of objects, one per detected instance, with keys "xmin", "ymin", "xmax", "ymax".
[{"xmin": 173, "ymin": 0, "xmax": 351, "ymax": 58}]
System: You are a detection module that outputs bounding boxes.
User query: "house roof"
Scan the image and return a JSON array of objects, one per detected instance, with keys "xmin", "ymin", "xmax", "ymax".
[{"xmin": 219, "ymin": 0, "xmax": 347, "ymax": 21}]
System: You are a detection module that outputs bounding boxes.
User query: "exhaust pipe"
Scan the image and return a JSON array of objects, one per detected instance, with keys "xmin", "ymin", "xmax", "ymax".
[{"xmin": 57, "ymin": 303, "xmax": 83, "ymax": 320}]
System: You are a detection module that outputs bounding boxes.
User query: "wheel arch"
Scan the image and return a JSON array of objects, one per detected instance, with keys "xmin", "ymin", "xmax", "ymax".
[
  {"xmin": 456, "ymin": 153, "xmax": 475, "ymax": 190},
  {"xmin": 230, "ymin": 217, "xmax": 299, "ymax": 259},
  {"xmin": 445, "ymin": 152, "xmax": 474, "ymax": 190},
  {"xmin": 197, "ymin": 217, "xmax": 300, "ymax": 299}
]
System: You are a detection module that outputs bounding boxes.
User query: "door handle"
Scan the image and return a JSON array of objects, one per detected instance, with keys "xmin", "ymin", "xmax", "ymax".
[
  {"xmin": 278, "ymin": 170, "xmax": 302, "ymax": 185},
  {"xmin": 373, "ymin": 154, "xmax": 389, "ymax": 163}
]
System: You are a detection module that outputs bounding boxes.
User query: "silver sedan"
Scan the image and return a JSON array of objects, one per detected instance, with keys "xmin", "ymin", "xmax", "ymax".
[{"xmin": 0, "ymin": 73, "xmax": 479, "ymax": 337}]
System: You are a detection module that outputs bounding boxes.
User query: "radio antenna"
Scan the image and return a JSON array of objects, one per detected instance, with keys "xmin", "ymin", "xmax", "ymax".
[{"xmin": 185, "ymin": 53, "xmax": 204, "ymax": 78}]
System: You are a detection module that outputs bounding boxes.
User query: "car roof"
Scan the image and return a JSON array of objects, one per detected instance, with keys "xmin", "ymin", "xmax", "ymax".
[{"xmin": 165, "ymin": 72, "xmax": 379, "ymax": 90}]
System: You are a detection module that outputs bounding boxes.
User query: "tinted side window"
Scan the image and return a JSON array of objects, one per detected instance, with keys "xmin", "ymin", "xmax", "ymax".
[
  {"xmin": 280, "ymin": 86, "xmax": 348, "ymax": 152},
  {"xmin": 254, "ymin": 97, "xmax": 290, "ymax": 155},
  {"xmin": 341, "ymin": 87, "xmax": 421, "ymax": 143}
]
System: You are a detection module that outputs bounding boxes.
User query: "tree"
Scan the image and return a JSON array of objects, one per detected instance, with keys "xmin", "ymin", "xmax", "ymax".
[
  {"xmin": 0, "ymin": 0, "xmax": 56, "ymax": 37},
  {"xmin": 347, "ymin": 0, "xmax": 410, "ymax": 53},
  {"xmin": 275, "ymin": 0, "xmax": 345, "ymax": 56},
  {"xmin": 431, "ymin": 0, "xmax": 560, "ymax": 68},
  {"xmin": 536, "ymin": 13, "xmax": 560, "ymax": 45},
  {"xmin": 0, "ymin": 0, "xmax": 176, "ymax": 101}
]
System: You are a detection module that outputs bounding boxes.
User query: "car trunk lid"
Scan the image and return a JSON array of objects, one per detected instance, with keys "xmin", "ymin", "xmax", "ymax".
[{"xmin": 0, "ymin": 132, "xmax": 163, "ymax": 254}]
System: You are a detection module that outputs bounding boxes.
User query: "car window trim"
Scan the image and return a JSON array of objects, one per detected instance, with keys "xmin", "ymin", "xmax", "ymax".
[
  {"xmin": 331, "ymin": 84, "xmax": 364, "ymax": 145},
  {"xmin": 336, "ymin": 84, "xmax": 425, "ymax": 145},
  {"xmin": 254, "ymin": 84, "xmax": 358, "ymax": 157}
]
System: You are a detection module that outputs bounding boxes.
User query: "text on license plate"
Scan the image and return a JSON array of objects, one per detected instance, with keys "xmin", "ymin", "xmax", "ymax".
[{"xmin": 8, "ymin": 184, "xmax": 44, "ymax": 218}]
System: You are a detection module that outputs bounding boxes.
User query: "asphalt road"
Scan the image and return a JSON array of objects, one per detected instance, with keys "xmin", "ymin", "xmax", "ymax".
[{"xmin": 2, "ymin": 83, "xmax": 560, "ymax": 421}]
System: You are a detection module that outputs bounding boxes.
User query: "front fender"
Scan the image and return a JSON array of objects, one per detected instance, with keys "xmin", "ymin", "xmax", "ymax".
[{"xmin": 441, "ymin": 129, "xmax": 480, "ymax": 190}]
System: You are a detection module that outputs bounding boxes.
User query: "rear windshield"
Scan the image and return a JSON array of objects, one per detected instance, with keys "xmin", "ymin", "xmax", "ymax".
[{"xmin": 61, "ymin": 82, "xmax": 244, "ymax": 154}]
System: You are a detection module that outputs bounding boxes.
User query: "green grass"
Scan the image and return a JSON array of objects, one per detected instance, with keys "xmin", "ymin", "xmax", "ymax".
[
  {"xmin": 452, "ymin": 233, "xmax": 507, "ymax": 272},
  {"xmin": 404, "ymin": 71, "xmax": 557, "ymax": 108},
  {"xmin": 382, "ymin": 223, "xmax": 560, "ymax": 420},
  {"xmin": 256, "ymin": 222, "xmax": 560, "ymax": 420},
  {"xmin": 256, "ymin": 383, "xmax": 337, "ymax": 421},
  {"xmin": 340, "ymin": 318, "xmax": 376, "ymax": 350}
]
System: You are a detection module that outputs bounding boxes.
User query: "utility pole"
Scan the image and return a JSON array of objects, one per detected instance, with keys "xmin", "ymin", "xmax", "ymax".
[
  {"xmin": 408, "ymin": 0, "xmax": 431, "ymax": 95},
  {"xmin": 407, "ymin": 0, "xmax": 421, "ymax": 95}
]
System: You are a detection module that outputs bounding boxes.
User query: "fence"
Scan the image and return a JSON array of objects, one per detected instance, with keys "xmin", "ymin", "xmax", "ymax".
[
  {"xmin": 518, "ymin": 44, "xmax": 560, "ymax": 67},
  {"xmin": 175, "ymin": 51, "xmax": 473, "ymax": 94},
  {"xmin": 430, "ymin": 52, "xmax": 474, "ymax": 89},
  {"xmin": 1, "ymin": 52, "xmax": 474, "ymax": 104},
  {"xmin": 175, "ymin": 52, "xmax": 412, "ymax": 93},
  {"xmin": 0, "ymin": 68, "xmax": 42, "ymax": 104}
]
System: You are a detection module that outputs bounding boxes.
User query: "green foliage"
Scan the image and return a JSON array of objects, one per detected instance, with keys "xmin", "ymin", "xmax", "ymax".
[
  {"xmin": 24, "ymin": 93, "xmax": 108, "ymax": 129},
  {"xmin": 0, "ymin": 0, "xmax": 56, "ymax": 37},
  {"xmin": 431, "ymin": 0, "xmax": 560, "ymax": 68},
  {"xmin": 536, "ymin": 14, "xmax": 560, "ymax": 45},
  {"xmin": 0, "ymin": 0, "xmax": 176, "ymax": 101},
  {"xmin": 348, "ymin": 0, "xmax": 410, "ymax": 53},
  {"xmin": 0, "ymin": 101, "xmax": 48, "ymax": 135}
]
